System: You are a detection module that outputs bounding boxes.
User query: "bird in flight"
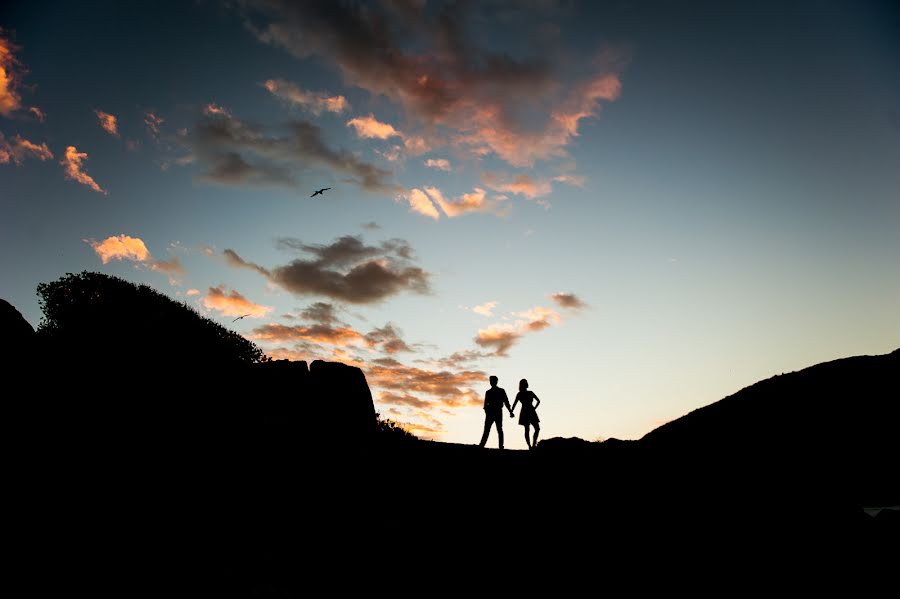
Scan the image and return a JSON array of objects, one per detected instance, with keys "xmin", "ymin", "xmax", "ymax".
[
  {"xmin": 310, "ymin": 187, "xmax": 331, "ymax": 197},
  {"xmin": 232, "ymin": 314, "xmax": 251, "ymax": 322}
]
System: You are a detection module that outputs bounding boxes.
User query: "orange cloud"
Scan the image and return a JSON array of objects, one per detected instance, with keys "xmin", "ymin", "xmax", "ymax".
[
  {"xmin": 149, "ymin": 256, "xmax": 185, "ymax": 284},
  {"xmin": 553, "ymin": 173, "xmax": 586, "ymax": 187},
  {"xmin": 87, "ymin": 234, "xmax": 151, "ymax": 264},
  {"xmin": 0, "ymin": 33, "xmax": 23, "ymax": 116},
  {"xmin": 0, "ymin": 133, "xmax": 53, "ymax": 166},
  {"xmin": 346, "ymin": 114, "xmax": 402, "ymax": 139},
  {"xmin": 202, "ymin": 285, "xmax": 272, "ymax": 319},
  {"xmin": 481, "ymin": 172, "xmax": 552, "ymax": 199},
  {"xmin": 400, "ymin": 188, "xmax": 440, "ymax": 220},
  {"xmin": 29, "ymin": 106, "xmax": 45, "ymax": 122},
  {"xmin": 252, "ymin": 323, "xmax": 366, "ymax": 346},
  {"xmin": 186, "ymin": 288, "xmax": 200, "ymax": 296},
  {"xmin": 60, "ymin": 146, "xmax": 107, "ymax": 194},
  {"xmin": 424, "ymin": 158, "xmax": 451, "ymax": 171},
  {"xmin": 203, "ymin": 103, "xmax": 230, "ymax": 117},
  {"xmin": 263, "ymin": 79, "xmax": 349, "ymax": 115},
  {"xmin": 424, "ymin": 186, "xmax": 507, "ymax": 218},
  {"xmin": 94, "ymin": 110, "xmax": 119, "ymax": 136}
]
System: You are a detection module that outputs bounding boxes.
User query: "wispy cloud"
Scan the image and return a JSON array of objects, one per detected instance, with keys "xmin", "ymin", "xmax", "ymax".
[
  {"xmin": 398, "ymin": 188, "xmax": 441, "ymax": 220},
  {"xmin": 186, "ymin": 288, "xmax": 200, "ymax": 296},
  {"xmin": 144, "ymin": 111, "xmax": 164, "ymax": 137},
  {"xmin": 244, "ymin": 2, "xmax": 625, "ymax": 168},
  {"xmin": 185, "ymin": 112, "xmax": 395, "ymax": 192},
  {"xmin": 203, "ymin": 103, "xmax": 230, "ymax": 117},
  {"xmin": 94, "ymin": 110, "xmax": 119, "ymax": 137},
  {"xmin": 471, "ymin": 301, "xmax": 498, "ymax": 317},
  {"xmin": 263, "ymin": 78, "xmax": 349, "ymax": 115},
  {"xmin": 60, "ymin": 146, "xmax": 107, "ymax": 194},
  {"xmin": 252, "ymin": 322, "xmax": 366, "ymax": 345},
  {"xmin": 346, "ymin": 114, "xmax": 402, "ymax": 140},
  {"xmin": 424, "ymin": 158, "xmax": 452, "ymax": 172},
  {"xmin": 0, "ymin": 133, "xmax": 53, "ymax": 166},
  {"xmin": 481, "ymin": 172, "xmax": 552, "ymax": 199},
  {"xmin": 224, "ymin": 235, "xmax": 431, "ymax": 304},
  {"xmin": 202, "ymin": 285, "xmax": 272, "ymax": 319},
  {"xmin": 550, "ymin": 292, "xmax": 587, "ymax": 309},
  {"xmin": 475, "ymin": 304, "xmax": 563, "ymax": 356},
  {"xmin": 423, "ymin": 186, "xmax": 507, "ymax": 218},
  {"xmin": 28, "ymin": 106, "xmax": 45, "ymax": 122}
]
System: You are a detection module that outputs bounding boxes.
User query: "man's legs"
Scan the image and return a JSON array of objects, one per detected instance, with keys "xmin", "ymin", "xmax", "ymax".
[
  {"xmin": 496, "ymin": 417, "xmax": 504, "ymax": 449},
  {"xmin": 479, "ymin": 413, "xmax": 493, "ymax": 447}
]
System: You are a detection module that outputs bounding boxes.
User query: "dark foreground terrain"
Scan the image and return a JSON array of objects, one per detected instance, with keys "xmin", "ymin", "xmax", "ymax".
[{"xmin": 3, "ymin": 275, "xmax": 897, "ymax": 593}]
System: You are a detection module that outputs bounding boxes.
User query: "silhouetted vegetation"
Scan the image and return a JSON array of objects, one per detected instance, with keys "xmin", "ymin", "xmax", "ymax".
[
  {"xmin": 36, "ymin": 271, "xmax": 265, "ymax": 367},
  {"xmin": 375, "ymin": 413, "xmax": 419, "ymax": 443}
]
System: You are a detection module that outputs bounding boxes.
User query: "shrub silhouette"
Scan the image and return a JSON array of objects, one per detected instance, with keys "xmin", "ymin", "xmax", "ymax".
[{"xmin": 36, "ymin": 271, "xmax": 265, "ymax": 368}]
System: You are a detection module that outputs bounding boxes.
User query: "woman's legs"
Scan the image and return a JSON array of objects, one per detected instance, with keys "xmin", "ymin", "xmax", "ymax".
[
  {"xmin": 523, "ymin": 424, "xmax": 532, "ymax": 448},
  {"xmin": 532, "ymin": 423, "xmax": 540, "ymax": 447}
]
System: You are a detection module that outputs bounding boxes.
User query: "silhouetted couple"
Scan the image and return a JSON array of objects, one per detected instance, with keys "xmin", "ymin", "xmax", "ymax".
[{"xmin": 478, "ymin": 376, "xmax": 541, "ymax": 450}]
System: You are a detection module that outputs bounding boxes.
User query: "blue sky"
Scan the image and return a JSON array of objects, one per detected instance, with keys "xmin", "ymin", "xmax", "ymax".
[{"xmin": 2, "ymin": 1, "xmax": 898, "ymax": 446}]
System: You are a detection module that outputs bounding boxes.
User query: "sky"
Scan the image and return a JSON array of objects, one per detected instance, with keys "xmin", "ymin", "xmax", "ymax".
[{"xmin": 1, "ymin": 0, "xmax": 898, "ymax": 447}]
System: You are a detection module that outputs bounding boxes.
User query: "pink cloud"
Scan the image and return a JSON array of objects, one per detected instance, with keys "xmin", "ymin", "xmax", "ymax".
[
  {"xmin": 203, "ymin": 103, "xmax": 231, "ymax": 117},
  {"xmin": 424, "ymin": 186, "xmax": 507, "ymax": 218},
  {"xmin": 399, "ymin": 188, "xmax": 441, "ymax": 220},
  {"xmin": 144, "ymin": 111, "xmax": 164, "ymax": 137},
  {"xmin": 475, "ymin": 304, "xmax": 563, "ymax": 356},
  {"xmin": 346, "ymin": 114, "xmax": 402, "ymax": 140},
  {"xmin": 424, "ymin": 158, "xmax": 451, "ymax": 172},
  {"xmin": 60, "ymin": 146, "xmax": 107, "ymax": 194},
  {"xmin": 481, "ymin": 172, "xmax": 552, "ymax": 199},
  {"xmin": 94, "ymin": 110, "xmax": 119, "ymax": 136},
  {"xmin": 471, "ymin": 301, "xmax": 498, "ymax": 317},
  {"xmin": 28, "ymin": 106, "xmax": 45, "ymax": 122},
  {"xmin": 263, "ymin": 78, "xmax": 349, "ymax": 114},
  {"xmin": 186, "ymin": 289, "xmax": 201, "ymax": 296}
]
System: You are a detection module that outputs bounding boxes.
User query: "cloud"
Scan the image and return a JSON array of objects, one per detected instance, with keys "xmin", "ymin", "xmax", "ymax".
[
  {"xmin": 398, "ymin": 188, "xmax": 440, "ymax": 220},
  {"xmin": 94, "ymin": 110, "xmax": 119, "ymax": 137},
  {"xmin": 263, "ymin": 78, "xmax": 349, "ymax": 115},
  {"xmin": 252, "ymin": 322, "xmax": 365, "ymax": 345},
  {"xmin": 144, "ymin": 111, "xmax": 164, "ymax": 137},
  {"xmin": 553, "ymin": 173, "xmax": 586, "ymax": 187},
  {"xmin": 85, "ymin": 234, "xmax": 187, "ymax": 283},
  {"xmin": 61, "ymin": 146, "xmax": 107, "ymax": 194},
  {"xmin": 28, "ymin": 106, "xmax": 45, "ymax": 122},
  {"xmin": 0, "ymin": 32, "xmax": 24, "ymax": 116},
  {"xmin": 550, "ymin": 292, "xmax": 587, "ymax": 309},
  {"xmin": 471, "ymin": 301, "xmax": 498, "ymax": 317},
  {"xmin": 243, "ymin": 2, "xmax": 624, "ymax": 168},
  {"xmin": 366, "ymin": 360, "xmax": 485, "ymax": 407},
  {"xmin": 0, "ymin": 133, "xmax": 53, "ymax": 166},
  {"xmin": 475, "ymin": 304, "xmax": 562, "ymax": 356},
  {"xmin": 424, "ymin": 158, "xmax": 451, "ymax": 172},
  {"xmin": 185, "ymin": 112, "xmax": 395, "ymax": 192},
  {"xmin": 300, "ymin": 301, "xmax": 340, "ymax": 325},
  {"xmin": 481, "ymin": 172, "xmax": 552, "ymax": 199},
  {"xmin": 361, "ymin": 221, "xmax": 380, "ymax": 230},
  {"xmin": 87, "ymin": 234, "xmax": 151, "ymax": 264},
  {"xmin": 423, "ymin": 186, "xmax": 507, "ymax": 218},
  {"xmin": 186, "ymin": 288, "xmax": 200, "ymax": 296},
  {"xmin": 224, "ymin": 235, "xmax": 431, "ymax": 304},
  {"xmin": 365, "ymin": 323, "xmax": 413, "ymax": 354},
  {"xmin": 150, "ymin": 256, "xmax": 186, "ymax": 283},
  {"xmin": 203, "ymin": 103, "xmax": 231, "ymax": 117},
  {"xmin": 202, "ymin": 285, "xmax": 272, "ymax": 319},
  {"xmin": 346, "ymin": 114, "xmax": 402, "ymax": 140}
]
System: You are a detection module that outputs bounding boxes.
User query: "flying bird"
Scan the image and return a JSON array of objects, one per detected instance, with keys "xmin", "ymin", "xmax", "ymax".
[
  {"xmin": 232, "ymin": 314, "xmax": 251, "ymax": 322},
  {"xmin": 310, "ymin": 187, "xmax": 331, "ymax": 197}
]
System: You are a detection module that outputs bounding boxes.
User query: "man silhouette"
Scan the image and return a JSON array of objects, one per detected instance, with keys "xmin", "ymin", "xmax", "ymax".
[{"xmin": 478, "ymin": 375, "xmax": 513, "ymax": 449}]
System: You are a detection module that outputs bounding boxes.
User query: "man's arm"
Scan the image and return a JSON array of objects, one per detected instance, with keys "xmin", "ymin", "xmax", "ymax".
[{"xmin": 503, "ymin": 389, "xmax": 512, "ymax": 411}]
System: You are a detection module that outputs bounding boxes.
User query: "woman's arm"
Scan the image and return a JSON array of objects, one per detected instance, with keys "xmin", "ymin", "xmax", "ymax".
[
  {"xmin": 510, "ymin": 395, "xmax": 520, "ymax": 413},
  {"xmin": 532, "ymin": 392, "xmax": 541, "ymax": 409}
]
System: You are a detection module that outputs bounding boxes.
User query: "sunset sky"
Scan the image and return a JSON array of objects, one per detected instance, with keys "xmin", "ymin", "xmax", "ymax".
[{"xmin": 2, "ymin": 1, "xmax": 898, "ymax": 447}]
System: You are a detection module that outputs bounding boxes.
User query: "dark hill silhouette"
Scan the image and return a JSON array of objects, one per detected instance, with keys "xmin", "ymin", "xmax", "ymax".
[{"xmin": 2, "ymin": 274, "xmax": 896, "ymax": 593}]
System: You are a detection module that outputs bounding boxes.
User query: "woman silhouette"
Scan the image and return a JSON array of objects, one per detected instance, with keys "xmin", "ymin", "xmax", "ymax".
[{"xmin": 511, "ymin": 378, "xmax": 541, "ymax": 449}]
